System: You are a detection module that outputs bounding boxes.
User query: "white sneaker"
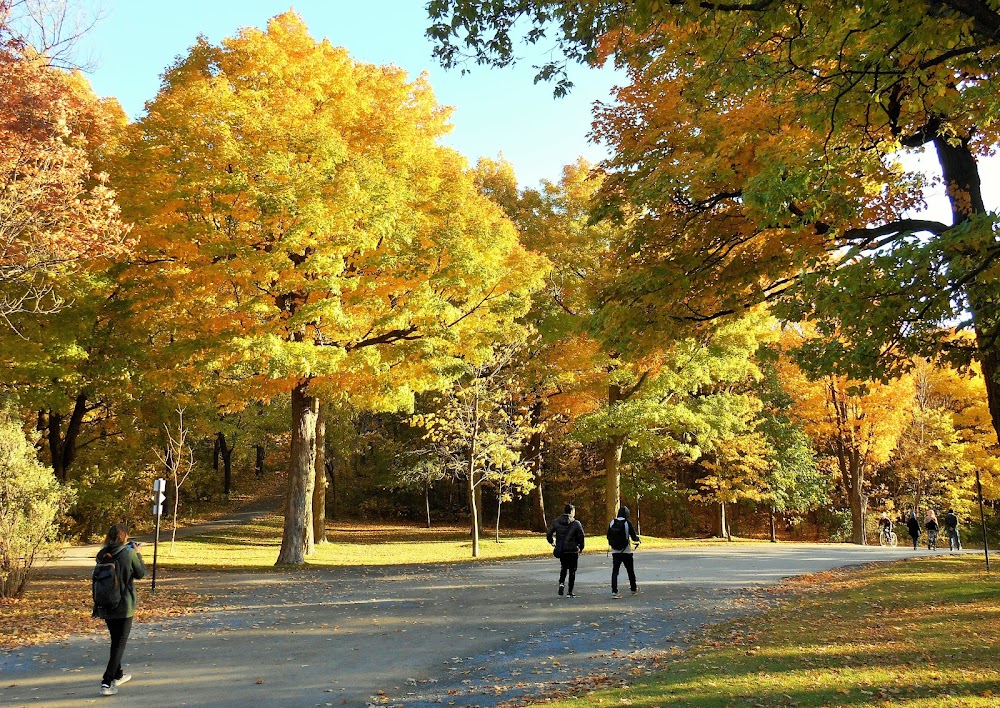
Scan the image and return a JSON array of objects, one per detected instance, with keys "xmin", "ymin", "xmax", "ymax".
[
  {"xmin": 100, "ymin": 684, "xmax": 118, "ymax": 696},
  {"xmin": 113, "ymin": 674, "xmax": 131, "ymax": 687}
]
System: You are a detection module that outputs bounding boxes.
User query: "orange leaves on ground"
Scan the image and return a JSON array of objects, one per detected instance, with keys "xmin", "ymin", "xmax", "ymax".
[{"xmin": 0, "ymin": 576, "xmax": 203, "ymax": 651}]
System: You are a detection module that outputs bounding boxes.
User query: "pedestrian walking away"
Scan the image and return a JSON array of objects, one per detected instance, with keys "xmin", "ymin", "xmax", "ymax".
[
  {"xmin": 92, "ymin": 524, "xmax": 146, "ymax": 696},
  {"xmin": 906, "ymin": 511, "xmax": 920, "ymax": 550},
  {"xmin": 924, "ymin": 510, "xmax": 940, "ymax": 551},
  {"xmin": 547, "ymin": 503, "xmax": 585, "ymax": 597},
  {"xmin": 607, "ymin": 505, "xmax": 641, "ymax": 598},
  {"xmin": 944, "ymin": 509, "xmax": 962, "ymax": 551}
]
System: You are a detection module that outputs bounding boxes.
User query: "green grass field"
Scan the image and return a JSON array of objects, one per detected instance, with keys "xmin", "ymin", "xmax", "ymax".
[
  {"xmin": 155, "ymin": 515, "xmax": 762, "ymax": 569},
  {"xmin": 538, "ymin": 555, "xmax": 999, "ymax": 707}
]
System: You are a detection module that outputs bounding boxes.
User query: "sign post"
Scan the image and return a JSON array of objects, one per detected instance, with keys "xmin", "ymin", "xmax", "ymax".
[{"xmin": 152, "ymin": 478, "xmax": 166, "ymax": 592}]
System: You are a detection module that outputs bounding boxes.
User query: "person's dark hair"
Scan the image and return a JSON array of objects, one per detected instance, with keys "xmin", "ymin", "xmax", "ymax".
[
  {"xmin": 948, "ymin": 509, "xmax": 954, "ymax": 514},
  {"xmin": 105, "ymin": 524, "xmax": 128, "ymax": 546},
  {"xmin": 563, "ymin": 503, "xmax": 575, "ymax": 515},
  {"xmin": 617, "ymin": 505, "xmax": 630, "ymax": 520}
]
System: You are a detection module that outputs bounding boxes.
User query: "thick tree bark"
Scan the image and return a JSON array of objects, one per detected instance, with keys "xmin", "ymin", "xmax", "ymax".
[
  {"xmin": 604, "ymin": 383, "xmax": 625, "ymax": 522},
  {"xmin": 604, "ymin": 434, "xmax": 624, "ymax": 524},
  {"xmin": 216, "ymin": 432, "xmax": 234, "ymax": 496},
  {"xmin": 468, "ymin": 389, "xmax": 481, "ymax": 558},
  {"xmin": 933, "ymin": 136, "xmax": 1000, "ymax": 439},
  {"xmin": 527, "ymin": 399, "xmax": 547, "ymax": 532},
  {"xmin": 254, "ymin": 444, "xmax": 265, "ymax": 478},
  {"xmin": 46, "ymin": 393, "xmax": 88, "ymax": 481},
  {"xmin": 276, "ymin": 382, "xmax": 319, "ymax": 565},
  {"xmin": 312, "ymin": 402, "xmax": 327, "ymax": 544}
]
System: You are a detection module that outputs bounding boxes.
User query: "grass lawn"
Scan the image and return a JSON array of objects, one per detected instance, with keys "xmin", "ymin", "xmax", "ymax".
[
  {"xmin": 536, "ymin": 555, "xmax": 999, "ymax": 707},
  {"xmin": 155, "ymin": 515, "xmax": 766, "ymax": 569}
]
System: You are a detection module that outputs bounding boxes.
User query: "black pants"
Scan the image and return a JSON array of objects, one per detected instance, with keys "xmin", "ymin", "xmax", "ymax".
[
  {"xmin": 611, "ymin": 553, "xmax": 637, "ymax": 593},
  {"xmin": 102, "ymin": 617, "xmax": 133, "ymax": 685},
  {"xmin": 558, "ymin": 552, "xmax": 579, "ymax": 593}
]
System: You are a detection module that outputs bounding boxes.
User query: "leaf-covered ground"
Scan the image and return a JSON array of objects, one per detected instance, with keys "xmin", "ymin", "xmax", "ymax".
[
  {"xmin": 533, "ymin": 556, "xmax": 999, "ymax": 707},
  {"xmin": 0, "ymin": 577, "xmax": 204, "ymax": 651}
]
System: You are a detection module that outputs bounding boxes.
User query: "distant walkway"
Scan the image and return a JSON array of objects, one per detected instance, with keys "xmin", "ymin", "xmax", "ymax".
[
  {"xmin": 4, "ymin": 542, "xmax": 959, "ymax": 707},
  {"xmin": 37, "ymin": 494, "xmax": 282, "ymax": 577}
]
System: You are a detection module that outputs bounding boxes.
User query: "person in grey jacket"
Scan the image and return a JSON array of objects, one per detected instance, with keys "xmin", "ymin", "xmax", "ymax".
[
  {"xmin": 547, "ymin": 504, "xmax": 585, "ymax": 597},
  {"xmin": 93, "ymin": 524, "xmax": 146, "ymax": 696},
  {"xmin": 608, "ymin": 505, "xmax": 641, "ymax": 597}
]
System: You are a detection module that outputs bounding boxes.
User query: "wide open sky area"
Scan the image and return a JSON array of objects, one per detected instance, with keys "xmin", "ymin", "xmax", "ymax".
[{"xmin": 73, "ymin": 1, "xmax": 996, "ymax": 217}]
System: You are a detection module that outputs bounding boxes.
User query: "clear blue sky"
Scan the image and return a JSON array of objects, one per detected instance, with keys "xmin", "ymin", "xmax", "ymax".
[
  {"xmin": 75, "ymin": 0, "xmax": 620, "ymax": 189},
  {"xmin": 75, "ymin": 1, "xmax": 995, "ymax": 216}
]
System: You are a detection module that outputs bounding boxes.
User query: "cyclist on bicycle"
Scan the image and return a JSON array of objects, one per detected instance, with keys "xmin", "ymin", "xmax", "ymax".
[{"xmin": 877, "ymin": 513, "xmax": 895, "ymax": 545}]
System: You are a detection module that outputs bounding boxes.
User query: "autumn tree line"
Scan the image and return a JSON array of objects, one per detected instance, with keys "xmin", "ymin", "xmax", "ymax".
[{"xmin": 2, "ymin": 2, "xmax": 999, "ymax": 588}]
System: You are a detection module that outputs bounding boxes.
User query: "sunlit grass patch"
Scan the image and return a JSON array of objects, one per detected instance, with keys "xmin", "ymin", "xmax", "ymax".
[
  {"xmin": 155, "ymin": 516, "xmax": 751, "ymax": 569},
  {"xmin": 538, "ymin": 556, "xmax": 1000, "ymax": 707}
]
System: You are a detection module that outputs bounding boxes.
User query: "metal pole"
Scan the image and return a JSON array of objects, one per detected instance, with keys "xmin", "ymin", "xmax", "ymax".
[
  {"xmin": 976, "ymin": 468, "xmax": 990, "ymax": 573},
  {"xmin": 152, "ymin": 504, "xmax": 161, "ymax": 592}
]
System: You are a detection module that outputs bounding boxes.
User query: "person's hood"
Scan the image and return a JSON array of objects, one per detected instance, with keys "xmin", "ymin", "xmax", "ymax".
[
  {"xmin": 616, "ymin": 506, "xmax": 631, "ymax": 522},
  {"xmin": 555, "ymin": 513, "xmax": 574, "ymax": 527}
]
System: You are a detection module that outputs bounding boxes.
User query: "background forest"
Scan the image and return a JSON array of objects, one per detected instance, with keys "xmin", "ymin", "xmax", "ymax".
[{"xmin": 2, "ymin": 1, "xmax": 999, "ymax": 592}]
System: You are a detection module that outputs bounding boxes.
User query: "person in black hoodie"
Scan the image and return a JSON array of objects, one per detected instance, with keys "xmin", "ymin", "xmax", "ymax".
[
  {"xmin": 906, "ymin": 511, "xmax": 921, "ymax": 550},
  {"xmin": 547, "ymin": 504, "xmax": 585, "ymax": 597},
  {"xmin": 93, "ymin": 524, "xmax": 146, "ymax": 696},
  {"xmin": 607, "ymin": 505, "xmax": 641, "ymax": 598}
]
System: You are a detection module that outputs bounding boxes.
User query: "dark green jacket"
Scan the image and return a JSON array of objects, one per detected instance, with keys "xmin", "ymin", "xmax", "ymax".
[{"xmin": 93, "ymin": 543, "xmax": 146, "ymax": 619}]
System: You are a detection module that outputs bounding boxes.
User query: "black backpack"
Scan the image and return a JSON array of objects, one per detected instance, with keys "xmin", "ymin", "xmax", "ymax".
[
  {"xmin": 607, "ymin": 518, "xmax": 629, "ymax": 549},
  {"xmin": 92, "ymin": 549, "xmax": 124, "ymax": 610}
]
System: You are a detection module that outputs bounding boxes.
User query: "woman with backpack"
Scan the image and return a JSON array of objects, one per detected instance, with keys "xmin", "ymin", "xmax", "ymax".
[
  {"xmin": 607, "ymin": 505, "xmax": 641, "ymax": 598},
  {"xmin": 546, "ymin": 504, "xmax": 585, "ymax": 597},
  {"xmin": 93, "ymin": 524, "xmax": 146, "ymax": 696}
]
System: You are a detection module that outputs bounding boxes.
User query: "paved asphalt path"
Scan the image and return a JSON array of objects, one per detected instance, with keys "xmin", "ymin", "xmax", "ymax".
[{"xmin": 1, "ymin": 541, "xmax": 946, "ymax": 707}]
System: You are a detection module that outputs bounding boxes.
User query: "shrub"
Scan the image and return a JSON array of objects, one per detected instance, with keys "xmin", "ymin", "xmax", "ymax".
[
  {"xmin": 0, "ymin": 412, "xmax": 72, "ymax": 598},
  {"xmin": 68, "ymin": 465, "xmax": 152, "ymax": 541}
]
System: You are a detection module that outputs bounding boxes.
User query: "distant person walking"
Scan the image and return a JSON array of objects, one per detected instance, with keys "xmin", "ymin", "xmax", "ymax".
[
  {"xmin": 944, "ymin": 509, "xmax": 962, "ymax": 552},
  {"xmin": 924, "ymin": 510, "xmax": 940, "ymax": 550},
  {"xmin": 547, "ymin": 504, "xmax": 585, "ymax": 597},
  {"xmin": 906, "ymin": 511, "xmax": 920, "ymax": 550},
  {"xmin": 607, "ymin": 505, "xmax": 641, "ymax": 598},
  {"xmin": 93, "ymin": 525, "xmax": 146, "ymax": 696}
]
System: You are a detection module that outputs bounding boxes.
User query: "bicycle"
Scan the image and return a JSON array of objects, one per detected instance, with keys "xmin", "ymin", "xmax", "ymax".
[{"xmin": 878, "ymin": 526, "xmax": 898, "ymax": 547}]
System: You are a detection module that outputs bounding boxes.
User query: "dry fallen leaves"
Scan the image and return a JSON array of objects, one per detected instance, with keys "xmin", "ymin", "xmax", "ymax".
[{"xmin": 0, "ymin": 576, "xmax": 204, "ymax": 651}]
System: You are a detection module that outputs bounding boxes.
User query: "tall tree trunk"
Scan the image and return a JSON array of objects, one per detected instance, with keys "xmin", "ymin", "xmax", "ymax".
[
  {"xmin": 312, "ymin": 402, "xmax": 327, "ymax": 544},
  {"xmin": 216, "ymin": 432, "xmax": 234, "ymax": 496},
  {"xmin": 468, "ymin": 388, "xmax": 481, "ymax": 558},
  {"xmin": 720, "ymin": 502, "xmax": 731, "ymax": 541},
  {"xmin": 254, "ymin": 444, "xmax": 265, "ymax": 478},
  {"xmin": 45, "ymin": 393, "xmax": 88, "ymax": 481},
  {"xmin": 934, "ymin": 136, "xmax": 1000, "ymax": 440},
  {"xmin": 527, "ymin": 399, "xmax": 546, "ymax": 532},
  {"xmin": 838, "ymin": 445, "xmax": 867, "ymax": 545},
  {"xmin": 604, "ymin": 383, "xmax": 624, "ymax": 522},
  {"xmin": 276, "ymin": 382, "xmax": 318, "ymax": 565},
  {"xmin": 769, "ymin": 507, "xmax": 777, "ymax": 543},
  {"xmin": 604, "ymin": 435, "xmax": 624, "ymax": 524},
  {"xmin": 425, "ymin": 482, "xmax": 432, "ymax": 528}
]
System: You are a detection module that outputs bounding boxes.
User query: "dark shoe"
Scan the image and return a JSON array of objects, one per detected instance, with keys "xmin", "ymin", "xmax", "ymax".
[
  {"xmin": 558, "ymin": 584, "xmax": 564, "ymax": 596},
  {"xmin": 567, "ymin": 592, "xmax": 576, "ymax": 597}
]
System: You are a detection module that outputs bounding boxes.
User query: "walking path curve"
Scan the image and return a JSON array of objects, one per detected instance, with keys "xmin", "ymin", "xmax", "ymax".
[{"xmin": 3, "ymin": 540, "xmax": 957, "ymax": 707}]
